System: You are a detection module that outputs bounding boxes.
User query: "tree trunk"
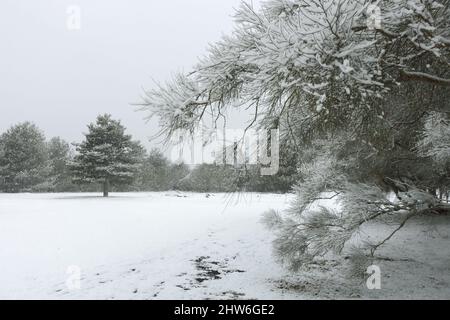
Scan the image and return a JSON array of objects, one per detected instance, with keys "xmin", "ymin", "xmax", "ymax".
[{"xmin": 103, "ymin": 179, "xmax": 109, "ymax": 197}]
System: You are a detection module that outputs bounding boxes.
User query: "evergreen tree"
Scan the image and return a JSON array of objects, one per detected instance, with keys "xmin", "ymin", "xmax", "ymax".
[
  {"xmin": 0, "ymin": 122, "xmax": 49, "ymax": 192},
  {"xmin": 70, "ymin": 114, "xmax": 143, "ymax": 197}
]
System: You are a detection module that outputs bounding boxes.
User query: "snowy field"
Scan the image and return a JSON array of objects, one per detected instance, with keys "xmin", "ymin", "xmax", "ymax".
[{"xmin": 0, "ymin": 192, "xmax": 449, "ymax": 300}]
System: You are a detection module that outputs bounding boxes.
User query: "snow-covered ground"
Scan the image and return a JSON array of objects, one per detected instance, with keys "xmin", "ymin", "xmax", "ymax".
[{"xmin": 0, "ymin": 192, "xmax": 449, "ymax": 300}]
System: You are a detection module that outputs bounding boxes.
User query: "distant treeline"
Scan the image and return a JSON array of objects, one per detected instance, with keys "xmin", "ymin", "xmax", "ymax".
[{"xmin": 0, "ymin": 117, "xmax": 298, "ymax": 194}]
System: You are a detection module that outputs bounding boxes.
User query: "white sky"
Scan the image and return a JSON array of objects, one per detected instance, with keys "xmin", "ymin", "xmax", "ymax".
[{"xmin": 0, "ymin": 0, "xmax": 259, "ymax": 149}]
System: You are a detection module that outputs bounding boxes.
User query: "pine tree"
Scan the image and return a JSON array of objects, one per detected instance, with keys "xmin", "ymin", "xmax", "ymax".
[
  {"xmin": 70, "ymin": 114, "xmax": 143, "ymax": 197},
  {"xmin": 0, "ymin": 122, "xmax": 49, "ymax": 192}
]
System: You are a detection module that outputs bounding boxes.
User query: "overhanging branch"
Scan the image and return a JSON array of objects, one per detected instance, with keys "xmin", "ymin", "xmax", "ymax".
[{"xmin": 399, "ymin": 70, "xmax": 450, "ymax": 87}]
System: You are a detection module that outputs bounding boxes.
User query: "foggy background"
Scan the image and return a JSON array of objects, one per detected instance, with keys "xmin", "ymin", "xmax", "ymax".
[{"xmin": 0, "ymin": 0, "xmax": 258, "ymax": 149}]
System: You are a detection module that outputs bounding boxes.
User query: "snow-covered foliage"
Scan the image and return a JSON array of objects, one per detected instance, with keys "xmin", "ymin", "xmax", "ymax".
[
  {"xmin": 70, "ymin": 115, "xmax": 143, "ymax": 196},
  {"xmin": 263, "ymin": 153, "xmax": 439, "ymax": 271},
  {"xmin": 141, "ymin": 0, "xmax": 450, "ymax": 140},
  {"xmin": 417, "ymin": 112, "xmax": 450, "ymax": 166},
  {"xmin": 0, "ymin": 122, "xmax": 49, "ymax": 192}
]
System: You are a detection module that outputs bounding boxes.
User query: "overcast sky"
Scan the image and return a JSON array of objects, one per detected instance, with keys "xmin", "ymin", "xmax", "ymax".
[{"xmin": 0, "ymin": 0, "xmax": 258, "ymax": 149}]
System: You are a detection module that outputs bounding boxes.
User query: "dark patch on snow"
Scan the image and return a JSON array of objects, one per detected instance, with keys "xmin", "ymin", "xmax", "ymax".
[
  {"xmin": 224, "ymin": 269, "xmax": 246, "ymax": 274},
  {"xmin": 271, "ymin": 278, "xmax": 326, "ymax": 297},
  {"xmin": 222, "ymin": 291, "xmax": 246, "ymax": 299},
  {"xmin": 175, "ymin": 284, "xmax": 191, "ymax": 291},
  {"xmin": 193, "ymin": 256, "xmax": 223, "ymax": 282},
  {"xmin": 190, "ymin": 256, "xmax": 247, "ymax": 286}
]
